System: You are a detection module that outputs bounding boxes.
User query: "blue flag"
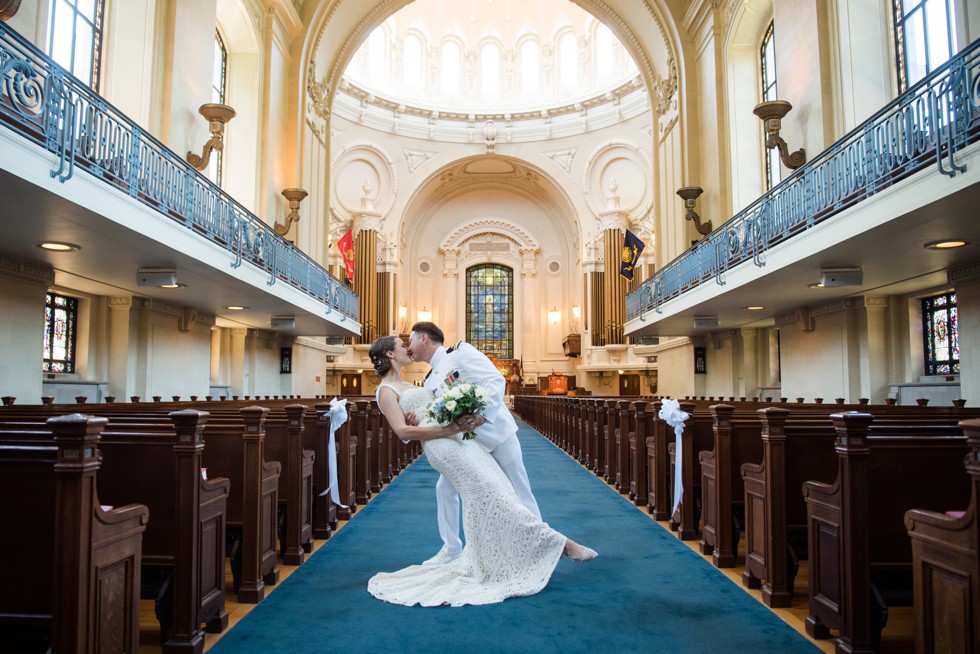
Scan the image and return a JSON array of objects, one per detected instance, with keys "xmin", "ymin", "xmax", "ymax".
[{"xmin": 619, "ymin": 229, "xmax": 645, "ymax": 281}]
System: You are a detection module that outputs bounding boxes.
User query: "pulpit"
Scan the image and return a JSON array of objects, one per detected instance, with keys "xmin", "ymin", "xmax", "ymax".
[{"xmin": 547, "ymin": 373, "xmax": 568, "ymax": 395}]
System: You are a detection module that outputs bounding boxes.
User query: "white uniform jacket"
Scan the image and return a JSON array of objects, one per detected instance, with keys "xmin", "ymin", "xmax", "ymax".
[{"xmin": 423, "ymin": 342, "xmax": 517, "ymax": 451}]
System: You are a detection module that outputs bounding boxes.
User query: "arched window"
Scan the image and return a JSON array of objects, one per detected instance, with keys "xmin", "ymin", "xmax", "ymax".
[
  {"xmin": 43, "ymin": 292, "xmax": 78, "ymax": 373},
  {"xmin": 557, "ymin": 32, "xmax": 578, "ymax": 89},
  {"xmin": 594, "ymin": 23, "xmax": 614, "ymax": 80},
  {"xmin": 440, "ymin": 40, "xmax": 462, "ymax": 94},
  {"xmin": 893, "ymin": 0, "xmax": 957, "ymax": 92},
  {"xmin": 208, "ymin": 30, "xmax": 228, "ymax": 186},
  {"xmin": 47, "ymin": 0, "xmax": 105, "ymax": 90},
  {"xmin": 403, "ymin": 33, "xmax": 424, "ymax": 88},
  {"xmin": 519, "ymin": 40, "xmax": 540, "ymax": 94},
  {"xmin": 760, "ymin": 21, "xmax": 781, "ymax": 190},
  {"xmin": 466, "ymin": 264, "xmax": 513, "ymax": 359},
  {"xmin": 368, "ymin": 28, "xmax": 387, "ymax": 80},
  {"xmin": 480, "ymin": 42, "xmax": 501, "ymax": 95},
  {"xmin": 922, "ymin": 291, "xmax": 959, "ymax": 374}
]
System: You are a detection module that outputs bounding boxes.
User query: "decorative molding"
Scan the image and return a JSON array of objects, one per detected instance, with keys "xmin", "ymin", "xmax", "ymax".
[
  {"xmin": 402, "ymin": 148, "xmax": 436, "ymax": 173},
  {"xmin": 541, "ymin": 148, "xmax": 577, "ymax": 174},
  {"xmin": 583, "ymin": 140, "xmax": 654, "ymax": 220},
  {"xmin": 330, "ymin": 142, "xmax": 397, "ymax": 219},
  {"xmin": 0, "ymin": 255, "xmax": 54, "ymax": 287},
  {"xmin": 437, "ymin": 157, "xmax": 540, "ymax": 186},
  {"xmin": 108, "ymin": 296, "xmax": 132, "ymax": 309},
  {"xmin": 948, "ymin": 261, "xmax": 980, "ymax": 286},
  {"xmin": 439, "ymin": 217, "xmax": 540, "ymax": 252}
]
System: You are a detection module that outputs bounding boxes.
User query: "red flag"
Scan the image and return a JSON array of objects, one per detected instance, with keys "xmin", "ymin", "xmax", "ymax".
[{"xmin": 337, "ymin": 229, "xmax": 354, "ymax": 281}]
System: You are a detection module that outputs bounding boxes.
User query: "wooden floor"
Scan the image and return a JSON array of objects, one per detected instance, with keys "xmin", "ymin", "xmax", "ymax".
[{"xmin": 137, "ymin": 461, "xmax": 916, "ymax": 653}]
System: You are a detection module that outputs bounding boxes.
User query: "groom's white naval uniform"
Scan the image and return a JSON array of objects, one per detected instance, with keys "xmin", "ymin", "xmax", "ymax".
[{"xmin": 424, "ymin": 341, "xmax": 542, "ymax": 558}]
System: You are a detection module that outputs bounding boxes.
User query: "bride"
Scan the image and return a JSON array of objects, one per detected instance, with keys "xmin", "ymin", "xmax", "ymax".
[{"xmin": 366, "ymin": 335, "xmax": 597, "ymax": 607}]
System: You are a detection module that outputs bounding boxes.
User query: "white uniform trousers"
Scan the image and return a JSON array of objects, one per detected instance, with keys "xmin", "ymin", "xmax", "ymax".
[{"xmin": 436, "ymin": 433, "xmax": 542, "ymax": 555}]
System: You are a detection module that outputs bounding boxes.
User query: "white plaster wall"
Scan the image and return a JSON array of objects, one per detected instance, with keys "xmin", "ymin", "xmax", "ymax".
[
  {"xmin": 773, "ymin": 0, "xmax": 833, "ymax": 153},
  {"xmin": 157, "ymin": 0, "xmax": 220, "ymax": 157},
  {"xmin": 6, "ymin": 0, "xmax": 45, "ymax": 46},
  {"xmin": 102, "ymin": 0, "xmax": 161, "ymax": 129},
  {"xmin": 777, "ymin": 310, "xmax": 848, "ymax": 401},
  {"xmin": 705, "ymin": 335, "xmax": 735, "ymax": 399},
  {"xmin": 138, "ymin": 309, "xmax": 212, "ymax": 398},
  {"xmin": 0, "ymin": 274, "xmax": 48, "ymax": 402},
  {"xmin": 656, "ymin": 341, "xmax": 697, "ymax": 399},
  {"xmin": 826, "ymin": 0, "xmax": 892, "ymax": 133}
]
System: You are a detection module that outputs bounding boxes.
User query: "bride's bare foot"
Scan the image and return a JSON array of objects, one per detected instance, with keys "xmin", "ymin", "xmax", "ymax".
[{"xmin": 562, "ymin": 539, "xmax": 598, "ymax": 562}]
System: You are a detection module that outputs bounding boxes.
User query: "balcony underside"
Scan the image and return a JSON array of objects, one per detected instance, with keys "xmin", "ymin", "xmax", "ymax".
[
  {"xmin": 626, "ymin": 143, "xmax": 980, "ymax": 338},
  {"xmin": 0, "ymin": 129, "xmax": 360, "ymax": 338}
]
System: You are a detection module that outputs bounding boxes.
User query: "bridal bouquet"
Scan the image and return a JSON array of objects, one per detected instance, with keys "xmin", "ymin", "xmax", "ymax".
[{"xmin": 427, "ymin": 372, "xmax": 491, "ymax": 440}]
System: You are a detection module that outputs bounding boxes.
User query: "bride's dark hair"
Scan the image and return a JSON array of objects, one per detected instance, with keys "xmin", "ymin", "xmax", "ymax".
[{"xmin": 369, "ymin": 335, "xmax": 398, "ymax": 376}]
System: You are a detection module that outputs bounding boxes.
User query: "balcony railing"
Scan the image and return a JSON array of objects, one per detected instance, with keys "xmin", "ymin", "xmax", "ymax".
[
  {"xmin": 0, "ymin": 21, "xmax": 357, "ymax": 322},
  {"xmin": 627, "ymin": 38, "xmax": 980, "ymax": 321}
]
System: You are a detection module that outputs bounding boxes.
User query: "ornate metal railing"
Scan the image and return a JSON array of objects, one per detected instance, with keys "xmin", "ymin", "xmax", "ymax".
[
  {"xmin": 627, "ymin": 38, "xmax": 980, "ymax": 321},
  {"xmin": 0, "ymin": 21, "xmax": 358, "ymax": 323}
]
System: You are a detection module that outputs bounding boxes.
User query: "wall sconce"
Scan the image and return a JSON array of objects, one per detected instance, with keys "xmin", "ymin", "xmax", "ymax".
[
  {"xmin": 548, "ymin": 306, "xmax": 561, "ymax": 324},
  {"xmin": 418, "ymin": 306, "xmax": 432, "ymax": 322},
  {"xmin": 752, "ymin": 100, "xmax": 806, "ymax": 170},
  {"xmin": 676, "ymin": 186, "xmax": 712, "ymax": 236},
  {"xmin": 274, "ymin": 188, "xmax": 308, "ymax": 236},
  {"xmin": 186, "ymin": 103, "xmax": 236, "ymax": 171}
]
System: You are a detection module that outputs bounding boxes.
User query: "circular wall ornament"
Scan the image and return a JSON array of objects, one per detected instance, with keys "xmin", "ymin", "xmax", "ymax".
[
  {"xmin": 331, "ymin": 143, "xmax": 397, "ymax": 218},
  {"xmin": 583, "ymin": 141, "xmax": 654, "ymax": 220},
  {"xmin": 418, "ymin": 260, "xmax": 432, "ymax": 274}
]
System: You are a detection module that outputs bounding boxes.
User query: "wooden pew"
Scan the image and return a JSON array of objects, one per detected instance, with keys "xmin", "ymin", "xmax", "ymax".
[
  {"xmin": 669, "ymin": 402, "xmax": 708, "ymax": 540},
  {"xmin": 645, "ymin": 399, "xmax": 672, "ymax": 520},
  {"xmin": 97, "ymin": 410, "xmax": 230, "ymax": 652},
  {"xmin": 263, "ymin": 405, "xmax": 315, "ymax": 566},
  {"xmin": 905, "ymin": 418, "xmax": 980, "ymax": 654},
  {"xmin": 699, "ymin": 404, "xmax": 763, "ymax": 567},
  {"xmin": 803, "ymin": 413, "xmax": 971, "ymax": 652},
  {"xmin": 740, "ymin": 408, "xmax": 839, "ymax": 606},
  {"xmin": 0, "ymin": 414, "xmax": 148, "ymax": 653},
  {"xmin": 201, "ymin": 407, "xmax": 281, "ymax": 603},
  {"xmin": 615, "ymin": 400, "xmax": 632, "ymax": 495},
  {"xmin": 629, "ymin": 400, "xmax": 652, "ymax": 507}
]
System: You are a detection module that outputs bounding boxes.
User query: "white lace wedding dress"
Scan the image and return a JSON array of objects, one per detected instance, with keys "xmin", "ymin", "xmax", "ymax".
[{"xmin": 367, "ymin": 385, "xmax": 566, "ymax": 607}]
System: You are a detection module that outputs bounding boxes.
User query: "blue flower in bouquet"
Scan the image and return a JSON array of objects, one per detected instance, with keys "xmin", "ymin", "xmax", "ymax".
[{"xmin": 427, "ymin": 376, "xmax": 491, "ymax": 440}]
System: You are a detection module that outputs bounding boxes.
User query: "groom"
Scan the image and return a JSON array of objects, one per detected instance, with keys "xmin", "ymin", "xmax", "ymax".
[{"xmin": 408, "ymin": 321, "xmax": 542, "ymax": 565}]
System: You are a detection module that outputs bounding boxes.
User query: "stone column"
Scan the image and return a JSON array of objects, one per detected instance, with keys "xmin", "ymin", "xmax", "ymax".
[
  {"xmin": 352, "ymin": 182, "xmax": 382, "ymax": 344},
  {"xmin": 599, "ymin": 182, "xmax": 629, "ymax": 346},
  {"xmin": 950, "ymin": 263, "xmax": 980, "ymax": 405},
  {"xmin": 230, "ymin": 328, "xmax": 249, "ymax": 397}
]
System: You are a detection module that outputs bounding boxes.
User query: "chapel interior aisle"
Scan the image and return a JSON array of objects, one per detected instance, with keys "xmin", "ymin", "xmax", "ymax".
[{"xmin": 195, "ymin": 422, "xmax": 823, "ymax": 653}]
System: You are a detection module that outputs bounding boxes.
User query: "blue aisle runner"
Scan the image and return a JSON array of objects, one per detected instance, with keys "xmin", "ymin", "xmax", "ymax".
[{"xmin": 210, "ymin": 421, "xmax": 819, "ymax": 653}]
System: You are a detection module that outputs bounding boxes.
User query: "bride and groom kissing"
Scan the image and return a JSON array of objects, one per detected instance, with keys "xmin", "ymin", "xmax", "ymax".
[{"xmin": 366, "ymin": 321, "xmax": 597, "ymax": 607}]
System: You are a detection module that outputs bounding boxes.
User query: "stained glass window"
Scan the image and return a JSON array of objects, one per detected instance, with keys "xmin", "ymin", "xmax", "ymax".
[
  {"xmin": 43, "ymin": 292, "xmax": 78, "ymax": 374},
  {"xmin": 893, "ymin": 0, "xmax": 957, "ymax": 92},
  {"xmin": 466, "ymin": 264, "xmax": 513, "ymax": 358},
  {"xmin": 760, "ymin": 20, "xmax": 781, "ymax": 190},
  {"xmin": 923, "ymin": 291, "xmax": 958, "ymax": 375},
  {"xmin": 48, "ymin": 0, "xmax": 105, "ymax": 90}
]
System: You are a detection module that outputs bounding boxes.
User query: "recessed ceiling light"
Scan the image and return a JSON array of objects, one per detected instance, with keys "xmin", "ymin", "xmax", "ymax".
[
  {"xmin": 924, "ymin": 240, "xmax": 972, "ymax": 250},
  {"xmin": 35, "ymin": 241, "xmax": 80, "ymax": 252},
  {"xmin": 225, "ymin": 305, "xmax": 249, "ymax": 311},
  {"xmin": 160, "ymin": 283, "xmax": 186, "ymax": 289},
  {"xmin": 808, "ymin": 282, "xmax": 825, "ymax": 288},
  {"xmin": 745, "ymin": 306, "xmax": 765, "ymax": 310}
]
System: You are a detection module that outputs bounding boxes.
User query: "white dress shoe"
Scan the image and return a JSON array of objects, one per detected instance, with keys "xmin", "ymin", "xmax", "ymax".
[
  {"xmin": 422, "ymin": 548, "xmax": 462, "ymax": 566},
  {"xmin": 563, "ymin": 545, "xmax": 598, "ymax": 562}
]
